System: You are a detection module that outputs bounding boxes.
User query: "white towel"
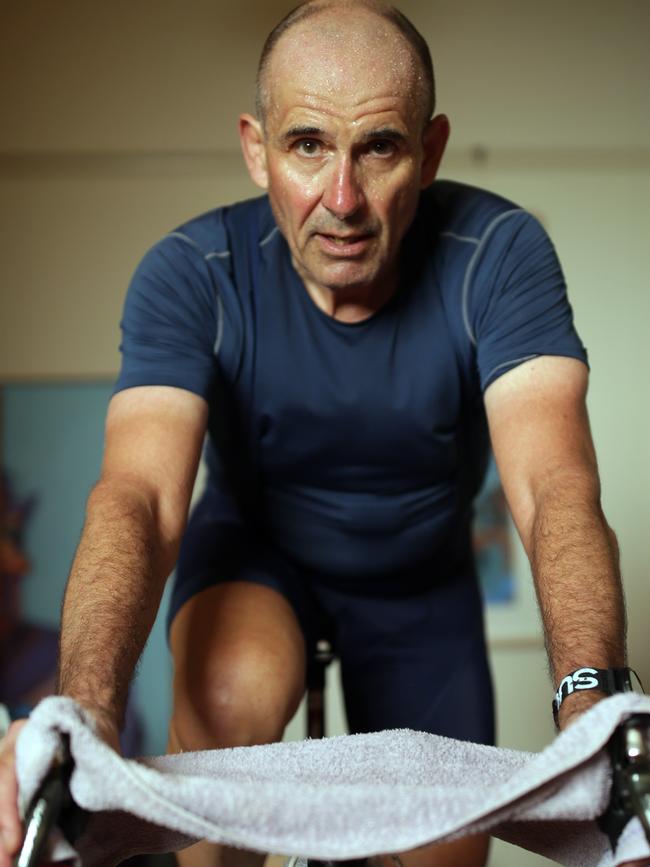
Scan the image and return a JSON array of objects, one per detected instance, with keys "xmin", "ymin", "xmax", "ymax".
[{"xmin": 15, "ymin": 693, "xmax": 650, "ymax": 867}]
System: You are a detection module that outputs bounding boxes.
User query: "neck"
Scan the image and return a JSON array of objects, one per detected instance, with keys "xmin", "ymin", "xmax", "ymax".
[{"xmin": 300, "ymin": 272, "xmax": 399, "ymax": 324}]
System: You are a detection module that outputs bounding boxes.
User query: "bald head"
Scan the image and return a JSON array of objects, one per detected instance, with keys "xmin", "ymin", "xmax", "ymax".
[{"xmin": 255, "ymin": 0, "xmax": 435, "ymax": 129}]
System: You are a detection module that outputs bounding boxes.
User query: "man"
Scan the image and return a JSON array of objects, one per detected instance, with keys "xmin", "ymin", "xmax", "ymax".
[{"xmin": 0, "ymin": 2, "xmax": 638, "ymax": 867}]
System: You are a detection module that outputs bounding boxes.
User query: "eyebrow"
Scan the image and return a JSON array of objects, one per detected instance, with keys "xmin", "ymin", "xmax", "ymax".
[
  {"xmin": 280, "ymin": 125, "xmax": 408, "ymax": 145},
  {"xmin": 360, "ymin": 128, "xmax": 408, "ymax": 144},
  {"xmin": 281, "ymin": 125, "xmax": 324, "ymax": 143}
]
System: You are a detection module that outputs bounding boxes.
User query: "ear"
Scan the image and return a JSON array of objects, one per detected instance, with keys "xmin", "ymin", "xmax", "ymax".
[
  {"xmin": 420, "ymin": 114, "xmax": 450, "ymax": 188},
  {"xmin": 239, "ymin": 113, "xmax": 268, "ymax": 189}
]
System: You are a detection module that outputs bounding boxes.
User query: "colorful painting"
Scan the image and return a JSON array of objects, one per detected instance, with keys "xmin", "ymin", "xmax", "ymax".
[{"xmin": 473, "ymin": 457, "xmax": 515, "ymax": 604}]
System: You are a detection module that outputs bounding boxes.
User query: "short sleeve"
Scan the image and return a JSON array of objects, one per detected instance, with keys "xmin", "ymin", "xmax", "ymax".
[
  {"xmin": 114, "ymin": 235, "xmax": 220, "ymax": 399},
  {"xmin": 467, "ymin": 211, "xmax": 588, "ymax": 391}
]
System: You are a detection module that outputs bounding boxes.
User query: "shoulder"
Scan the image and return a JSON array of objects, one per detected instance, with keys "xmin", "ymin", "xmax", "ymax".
[
  {"xmin": 412, "ymin": 181, "xmax": 555, "ymax": 302},
  {"xmin": 417, "ymin": 180, "xmax": 533, "ymax": 243},
  {"xmin": 143, "ymin": 194, "xmax": 273, "ymax": 271}
]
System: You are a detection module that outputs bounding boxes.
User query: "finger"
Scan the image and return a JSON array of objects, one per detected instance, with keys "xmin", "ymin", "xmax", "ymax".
[{"xmin": 0, "ymin": 720, "xmax": 27, "ymax": 859}]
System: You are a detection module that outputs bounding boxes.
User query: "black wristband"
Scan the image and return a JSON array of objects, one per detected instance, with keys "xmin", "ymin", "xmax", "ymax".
[{"xmin": 552, "ymin": 667, "xmax": 637, "ymax": 727}]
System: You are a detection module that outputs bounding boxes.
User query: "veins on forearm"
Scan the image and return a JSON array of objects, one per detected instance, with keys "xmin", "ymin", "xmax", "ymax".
[
  {"xmin": 56, "ymin": 480, "xmax": 171, "ymax": 724},
  {"xmin": 529, "ymin": 476, "xmax": 626, "ymax": 685}
]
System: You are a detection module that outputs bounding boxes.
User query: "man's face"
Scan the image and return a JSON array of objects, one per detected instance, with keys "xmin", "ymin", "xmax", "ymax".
[{"xmin": 244, "ymin": 13, "xmax": 447, "ymax": 303}]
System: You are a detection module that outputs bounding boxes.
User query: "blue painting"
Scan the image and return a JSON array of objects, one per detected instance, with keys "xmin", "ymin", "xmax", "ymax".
[
  {"xmin": 1, "ymin": 382, "xmax": 166, "ymax": 753},
  {"xmin": 473, "ymin": 457, "xmax": 514, "ymax": 603}
]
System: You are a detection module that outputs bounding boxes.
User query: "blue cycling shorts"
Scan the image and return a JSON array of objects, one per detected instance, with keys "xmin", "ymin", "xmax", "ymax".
[{"xmin": 168, "ymin": 488, "xmax": 495, "ymax": 745}]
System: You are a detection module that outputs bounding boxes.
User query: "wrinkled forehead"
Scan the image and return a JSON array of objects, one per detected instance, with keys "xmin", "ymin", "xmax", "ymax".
[{"xmin": 264, "ymin": 9, "xmax": 424, "ymax": 124}]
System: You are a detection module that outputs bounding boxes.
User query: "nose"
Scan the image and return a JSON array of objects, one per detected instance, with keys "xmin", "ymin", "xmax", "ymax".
[{"xmin": 321, "ymin": 155, "xmax": 364, "ymax": 220}]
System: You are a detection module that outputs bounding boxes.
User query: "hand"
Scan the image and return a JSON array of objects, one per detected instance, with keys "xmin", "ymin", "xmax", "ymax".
[
  {"xmin": 0, "ymin": 718, "xmax": 26, "ymax": 867},
  {"xmin": 561, "ymin": 697, "xmax": 650, "ymax": 867},
  {"xmin": 0, "ymin": 704, "xmax": 121, "ymax": 867},
  {"xmin": 79, "ymin": 704, "xmax": 121, "ymax": 753},
  {"xmin": 556, "ymin": 688, "xmax": 605, "ymax": 731}
]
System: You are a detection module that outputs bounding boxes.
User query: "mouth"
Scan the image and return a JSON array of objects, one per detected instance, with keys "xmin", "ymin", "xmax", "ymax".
[{"xmin": 315, "ymin": 232, "xmax": 374, "ymax": 257}]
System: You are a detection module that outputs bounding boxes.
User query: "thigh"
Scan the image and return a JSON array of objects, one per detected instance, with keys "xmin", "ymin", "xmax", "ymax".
[
  {"xmin": 167, "ymin": 487, "xmax": 321, "ymax": 642},
  {"xmin": 328, "ymin": 575, "xmax": 495, "ymax": 744},
  {"xmin": 167, "ymin": 489, "xmax": 324, "ymax": 750}
]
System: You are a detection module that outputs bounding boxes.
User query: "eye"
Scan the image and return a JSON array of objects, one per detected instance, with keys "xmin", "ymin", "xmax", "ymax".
[
  {"xmin": 368, "ymin": 139, "xmax": 397, "ymax": 157},
  {"xmin": 294, "ymin": 139, "xmax": 323, "ymax": 157}
]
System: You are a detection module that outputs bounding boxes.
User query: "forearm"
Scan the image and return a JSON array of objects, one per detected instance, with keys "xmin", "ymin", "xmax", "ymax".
[
  {"xmin": 57, "ymin": 478, "xmax": 179, "ymax": 727},
  {"xmin": 528, "ymin": 470, "xmax": 627, "ymax": 709}
]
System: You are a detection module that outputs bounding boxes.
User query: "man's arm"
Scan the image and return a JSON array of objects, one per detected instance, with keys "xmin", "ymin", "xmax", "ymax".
[
  {"xmin": 57, "ymin": 384, "xmax": 208, "ymax": 729},
  {"xmin": 0, "ymin": 385, "xmax": 208, "ymax": 865},
  {"xmin": 484, "ymin": 355, "xmax": 627, "ymax": 729}
]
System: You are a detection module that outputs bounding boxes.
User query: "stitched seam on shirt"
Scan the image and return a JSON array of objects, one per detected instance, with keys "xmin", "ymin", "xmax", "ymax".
[
  {"xmin": 167, "ymin": 231, "xmax": 201, "ymax": 250},
  {"xmin": 440, "ymin": 231, "xmax": 480, "ymax": 244},
  {"xmin": 485, "ymin": 354, "xmax": 538, "ymax": 384},
  {"xmin": 461, "ymin": 209, "xmax": 524, "ymax": 347},
  {"xmin": 166, "ymin": 231, "xmax": 231, "ymax": 260},
  {"xmin": 205, "ymin": 250, "xmax": 231, "ymax": 260},
  {"xmin": 165, "ymin": 233, "xmax": 226, "ymax": 358},
  {"xmin": 213, "ymin": 292, "xmax": 224, "ymax": 358},
  {"xmin": 259, "ymin": 226, "xmax": 280, "ymax": 247}
]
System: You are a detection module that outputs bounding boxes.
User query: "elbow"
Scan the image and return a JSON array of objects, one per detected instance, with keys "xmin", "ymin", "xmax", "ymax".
[
  {"xmin": 85, "ymin": 476, "xmax": 186, "ymax": 578},
  {"xmin": 519, "ymin": 463, "xmax": 607, "ymax": 555},
  {"xmin": 86, "ymin": 475, "xmax": 157, "ymax": 523}
]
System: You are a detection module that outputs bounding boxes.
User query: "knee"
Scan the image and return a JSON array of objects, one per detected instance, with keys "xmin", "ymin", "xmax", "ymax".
[{"xmin": 171, "ymin": 641, "xmax": 304, "ymax": 751}]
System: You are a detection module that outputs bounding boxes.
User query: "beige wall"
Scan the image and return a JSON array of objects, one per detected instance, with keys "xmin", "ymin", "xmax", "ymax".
[
  {"xmin": 2, "ymin": 0, "xmax": 649, "ymax": 376},
  {"xmin": 2, "ymin": 3, "xmax": 649, "ymax": 865},
  {"xmin": 2, "ymin": 0, "xmax": 648, "ymax": 153}
]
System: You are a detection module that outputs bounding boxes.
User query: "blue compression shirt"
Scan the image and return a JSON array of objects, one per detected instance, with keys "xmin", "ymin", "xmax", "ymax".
[{"xmin": 115, "ymin": 181, "xmax": 587, "ymax": 582}]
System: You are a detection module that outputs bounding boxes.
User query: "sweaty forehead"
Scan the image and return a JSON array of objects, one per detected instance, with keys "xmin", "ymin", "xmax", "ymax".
[{"xmin": 264, "ymin": 8, "xmax": 423, "ymax": 123}]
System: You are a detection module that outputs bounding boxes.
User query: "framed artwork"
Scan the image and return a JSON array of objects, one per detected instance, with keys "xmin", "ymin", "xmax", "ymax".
[
  {"xmin": 473, "ymin": 454, "xmax": 543, "ymax": 645},
  {"xmin": 473, "ymin": 457, "xmax": 514, "ymax": 604}
]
